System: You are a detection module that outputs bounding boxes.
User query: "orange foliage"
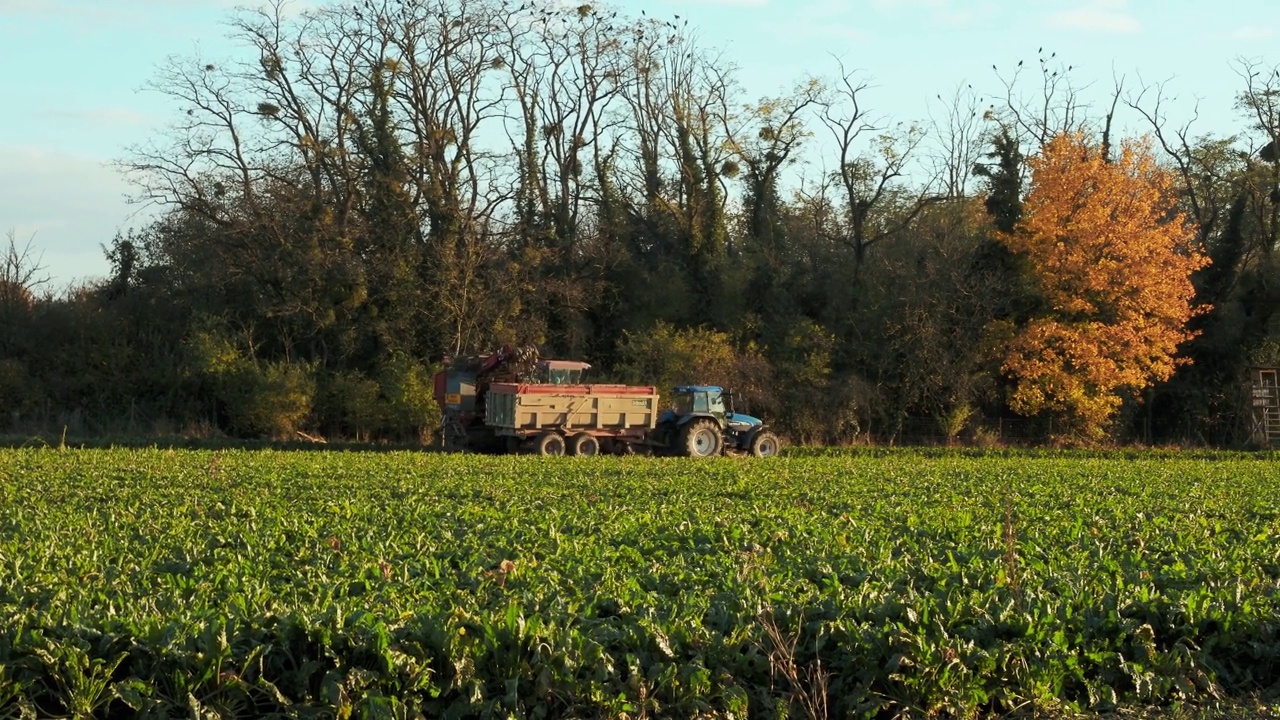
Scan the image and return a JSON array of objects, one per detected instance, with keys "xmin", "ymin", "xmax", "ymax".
[{"xmin": 999, "ymin": 133, "xmax": 1208, "ymax": 440}]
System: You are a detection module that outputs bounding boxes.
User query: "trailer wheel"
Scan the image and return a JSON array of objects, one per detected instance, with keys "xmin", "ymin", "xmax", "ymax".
[
  {"xmin": 534, "ymin": 432, "xmax": 566, "ymax": 456},
  {"xmin": 568, "ymin": 433, "xmax": 599, "ymax": 457},
  {"xmin": 680, "ymin": 419, "xmax": 722, "ymax": 458},
  {"xmin": 749, "ymin": 431, "xmax": 781, "ymax": 457}
]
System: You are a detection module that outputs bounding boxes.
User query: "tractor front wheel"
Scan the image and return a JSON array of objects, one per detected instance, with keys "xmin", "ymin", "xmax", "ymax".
[
  {"xmin": 749, "ymin": 430, "xmax": 781, "ymax": 457},
  {"xmin": 680, "ymin": 419, "xmax": 722, "ymax": 458},
  {"xmin": 534, "ymin": 432, "xmax": 566, "ymax": 456}
]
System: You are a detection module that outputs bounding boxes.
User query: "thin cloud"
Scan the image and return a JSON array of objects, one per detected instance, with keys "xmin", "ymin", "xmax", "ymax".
[
  {"xmin": 0, "ymin": 0, "xmax": 72, "ymax": 15},
  {"xmin": 870, "ymin": 0, "xmax": 929, "ymax": 8},
  {"xmin": 48, "ymin": 108, "xmax": 150, "ymax": 128},
  {"xmin": 0, "ymin": 0, "xmax": 45, "ymax": 10},
  {"xmin": 1231, "ymin": 25, "xmax": 1275, "ymax": 41},
  {"xmin": 0, "ymin": 0, "xmax": 239, "ymax": 9},
  {"xmin": 1048, "ymin": 0, "xmax": 1141, "ymax": 34},
  {"xmin": 647, "ymin": 0, "xmax": 767, "ymax": 6},
  {"xmin": 780, "ymin": 0, "xmax": 872, "ymax": 43},
  {"xmin": 869, "ymin": 0, "xmax": 982, "ymax": 28},
  {"xmin": 0, "ymin": 0, "xmax": 288, "ymax": 22},
  {"xmin": 0, "ymin": 146, "xmax": 134, "ymax": 284},
  {"xmin": 797, "ymin": 0, "xmax": 854, "ymax": 22},
  {"xmin": 787, "ymin": 21, "xmax": 872, "ymax": 46}
]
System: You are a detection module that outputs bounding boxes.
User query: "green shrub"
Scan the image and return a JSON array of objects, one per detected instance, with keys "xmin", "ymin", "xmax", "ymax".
[
  {"xmin": 377, "ymin": 353, "xmax": 439, "ymax": 442},
  {"xmin": 0, "ymin": 358, "xmax": 40, "ymax": 428},
  {"xmin": 222, "ymin": 361, "xmax": 316, "ymax": 440},
  {"xmin": 319, "ymin": 370, "xmax": 383, "ymax": 441}
]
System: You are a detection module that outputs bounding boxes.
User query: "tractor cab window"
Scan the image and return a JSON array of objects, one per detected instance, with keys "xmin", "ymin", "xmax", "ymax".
[
  {"xmin": 534, "ymin": 363, "xmax": 588, "ymax": 385},
  {"xmin": 545, "ymin": 368, "xmax": 583, "ymax": 385},
  {"xmin": 673, "ymin": 391, "xmax": 694, "ymax": 416},
  {"xmin": 693, "ymin": 393, "xmax": 710, "ymax": 413}
]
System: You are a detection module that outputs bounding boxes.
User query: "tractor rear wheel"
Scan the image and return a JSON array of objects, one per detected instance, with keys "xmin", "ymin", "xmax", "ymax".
[
  {"xmin": 534, "ymin": 432, "xmax": 566, "ymax": 456},
  {"xmin": 680, "ymin": 419, "xmax": 722, "ymax": 458},
  {"xmin": 749, "ymin": 430, "xmax": 781, "ymax": 457},
  {"xmin": 568, "ymin": 433, "xmax": 599, "ymax": 457}
]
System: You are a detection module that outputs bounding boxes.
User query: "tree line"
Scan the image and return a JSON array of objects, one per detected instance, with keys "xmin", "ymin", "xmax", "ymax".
[{"xmin": 2, "ymin": 0, "xmax": 1279, "ymax": 445}]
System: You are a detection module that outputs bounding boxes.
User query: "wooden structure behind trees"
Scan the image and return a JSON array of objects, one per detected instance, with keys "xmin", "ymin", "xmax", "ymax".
[{"xmin": 1249, "ymin": 367, "xmax": 1280, "ymax": 447}]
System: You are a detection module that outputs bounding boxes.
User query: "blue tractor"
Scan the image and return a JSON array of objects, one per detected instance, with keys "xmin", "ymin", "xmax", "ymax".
[{"xmin": 655, "ymin": 386, "xmax": 781, "ymax": 457}]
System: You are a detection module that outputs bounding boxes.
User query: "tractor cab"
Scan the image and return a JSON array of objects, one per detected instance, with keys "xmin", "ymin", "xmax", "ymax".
[
  {"xmin": 671, "ymin": 385, "xmax": 725, "ymax": 418},
  {"xmin": 669, "ymin": 386, "xmax": 759, "ymax": 430},
  {"xmin": 533, "ymin": 360, "xmax": 591, "ymax": 385}
]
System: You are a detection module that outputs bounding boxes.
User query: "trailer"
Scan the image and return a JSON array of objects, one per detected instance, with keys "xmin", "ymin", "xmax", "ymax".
[{"xmin": 486, "ymin": 381, "xmax": 659, "ymax": 456}]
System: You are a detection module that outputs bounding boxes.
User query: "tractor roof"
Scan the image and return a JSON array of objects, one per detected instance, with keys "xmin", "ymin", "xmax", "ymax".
[
  {"xmin": 540, "ymin": 360, "xmax": 592, "ymax": 371},
  {"xmin": 674, "ymin": 385, "xmax": 723, "ymax": 393}
]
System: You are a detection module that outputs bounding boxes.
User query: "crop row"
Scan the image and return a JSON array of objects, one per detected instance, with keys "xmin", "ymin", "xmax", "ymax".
[{"xmin": 0, "ymin": 449, "xmax": 1278, "ymax": 717}]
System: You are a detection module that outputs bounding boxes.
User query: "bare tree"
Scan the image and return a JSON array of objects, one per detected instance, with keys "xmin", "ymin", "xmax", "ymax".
[
  {"xmin": 993, "ymin": 49, "xmax": 1090, "ymax": 150},
  {"xmin": 1127, "ymin": 79, "xmax": 1242, "ymax": 246},
  {"xmin": 374, "ymin": 0, "xmax": 513, "ymax": 353},
  {"xmin": 1234, "ymin": 57, "xmax": 1280, "ymax": 253},
  {"xmin": 927, "ymin": 82, "xmax": 986, "ymax": 198},
  {"xmin": 235, "ymin": 1, "xmax": 376, "ymax": 230},
  {"xmin": 820, "ymin": 61, "xmax": 934, "ymax": 269},
  {"xmin": 666, "ymin": 33, "xmax": 738, "ymax": 261},
  {"xmin": 0, "ymin": 229, "xmax": 48, "ymax": 354},
  {"xmin": 1099, "ymin": 71, "xmax": 1126, "ymax": 163},
  {"xmin": 496, "ymin": 2, "xmax": 625, "ymax": 250},
  {"xmin": 1, "ymin": 229, "xmax": 47, "ymax": 305},
  {"xmin": 124, "ymin": 0, "xmax": 527, "ymax": 356},
  {"xmin": 375, "ymin": 0, "xmax": 508, "ymax": 244},
  {"xmin": 614, "ymin": 13, "xmax": 738, "ymax": 250}
]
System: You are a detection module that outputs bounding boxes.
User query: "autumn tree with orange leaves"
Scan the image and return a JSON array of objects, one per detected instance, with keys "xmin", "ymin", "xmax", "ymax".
[{"xmin": 998, "ymin": 132, "xmax": 1209, "ymax": 441}]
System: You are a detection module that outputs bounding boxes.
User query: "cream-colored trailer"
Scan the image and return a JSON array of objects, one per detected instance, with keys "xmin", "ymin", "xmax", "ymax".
[{"xmin": 485, "ymin": 382, "xmax": 659, "ymax": 456}]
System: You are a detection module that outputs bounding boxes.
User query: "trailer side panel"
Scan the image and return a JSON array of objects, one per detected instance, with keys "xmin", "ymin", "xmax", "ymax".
[{"xmin": 487, "ymin": 384, "xmax": 659, "ymax": 434}]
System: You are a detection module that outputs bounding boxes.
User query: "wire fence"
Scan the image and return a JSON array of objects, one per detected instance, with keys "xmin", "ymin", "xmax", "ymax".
[
  {"xmin": 855, "ymin": 415, "xmax": 1246, "ymax": 448},
  {"xmin": 860, "ymin": 416, "xmax": 1052, "ymax": 447}
]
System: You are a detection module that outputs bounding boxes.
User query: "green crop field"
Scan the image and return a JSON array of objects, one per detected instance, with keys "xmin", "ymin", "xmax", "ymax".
[{"xmin": 1, "ymin": 449, "xmax": 1278, "ymax": 718}]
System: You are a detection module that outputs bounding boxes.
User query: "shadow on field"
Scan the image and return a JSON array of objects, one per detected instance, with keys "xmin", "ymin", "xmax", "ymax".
[
  {"xmin": 0, "ymin": 433, "xmax": 443, "ymax": 453},
  {"xmin": 4, "ymin": 433, "xmax": 1280, "ymax": 461}
]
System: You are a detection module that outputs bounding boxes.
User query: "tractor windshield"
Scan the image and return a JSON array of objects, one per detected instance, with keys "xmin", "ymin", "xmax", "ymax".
[
  {"xmin": 545, "ymin": 368, "xmax": 583, "ymax": 384},
  {"xmin": 533, "ymin": 360, "xmax": 591, "ymax": 385},
  {"xmin": 706, "ymin": 390, "xmax": 726, "ymax": 415}
]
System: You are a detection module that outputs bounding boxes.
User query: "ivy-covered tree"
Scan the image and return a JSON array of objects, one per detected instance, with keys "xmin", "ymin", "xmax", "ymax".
[{"xmin": 973, "ymin": 124, "xmax": 1024, "ymax": 233}]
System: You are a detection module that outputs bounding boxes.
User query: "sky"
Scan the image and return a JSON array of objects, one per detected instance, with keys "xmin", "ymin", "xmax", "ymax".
[{"xmin": 0, "ymin": 0, "xmax": 1276, "ymax": 287}]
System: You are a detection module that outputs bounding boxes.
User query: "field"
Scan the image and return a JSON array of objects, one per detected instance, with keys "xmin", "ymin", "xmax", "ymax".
[{"xmin": 1, "ymin": 449, "xmax": 1278, "ymax": 718}]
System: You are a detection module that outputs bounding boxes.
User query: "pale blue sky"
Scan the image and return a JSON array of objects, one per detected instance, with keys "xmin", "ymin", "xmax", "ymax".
[{"xmin": 1, "ymin": 0, "xmax": 1275, "ymax": 286}]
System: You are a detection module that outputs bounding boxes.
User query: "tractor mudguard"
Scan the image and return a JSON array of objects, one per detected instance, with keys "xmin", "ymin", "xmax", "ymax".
[
  {"xmin": 741, "ymin": 424, "xmax": 769, "ymax": 447},
  {"xmin": 671, "ymin": 412, "xmax": 717, "ymax": 427}
]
